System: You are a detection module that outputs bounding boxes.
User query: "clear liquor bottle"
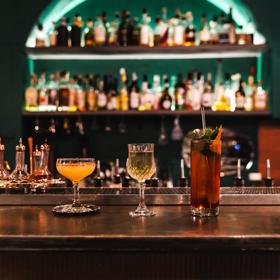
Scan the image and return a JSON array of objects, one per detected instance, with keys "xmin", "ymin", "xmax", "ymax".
[
  {"xmin": 25, "ymin": 74, "xmax": 38, "ymax": 111},
  {"xmin": 84, "ymin": 18, "xmax": 95, "ymax": 46}
]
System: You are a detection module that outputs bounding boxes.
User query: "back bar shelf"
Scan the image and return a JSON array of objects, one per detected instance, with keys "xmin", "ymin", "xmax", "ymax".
[{"xmin": 25, "ymin": 44, "xmax": 268, "ymax": 60}]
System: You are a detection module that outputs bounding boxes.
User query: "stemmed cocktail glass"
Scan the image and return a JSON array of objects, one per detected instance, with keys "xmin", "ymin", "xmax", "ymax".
[
  {"xmin": 53, "ymin": 158, "xmax": 99, "ymax": 214},
  {"xmin": 127, "ymin": 143, "xmax": 156, "ymax": 217}
]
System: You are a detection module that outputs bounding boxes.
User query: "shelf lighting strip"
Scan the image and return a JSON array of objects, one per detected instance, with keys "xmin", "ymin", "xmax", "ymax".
[{"xmin": 28, "ymin": 52, "xmax": 261, "ymax": 60}]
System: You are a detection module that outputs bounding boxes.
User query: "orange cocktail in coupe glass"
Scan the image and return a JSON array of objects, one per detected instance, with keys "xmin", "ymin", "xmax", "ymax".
[{"xmin": 53, "ymin": 158, "xmax": 99, "ymax": 214}]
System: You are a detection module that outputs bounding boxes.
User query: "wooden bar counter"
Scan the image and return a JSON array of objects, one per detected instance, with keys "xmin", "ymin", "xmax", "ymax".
[{"xmin": 0, "ymin": 205, "xmax": 280, "ymax": 279}]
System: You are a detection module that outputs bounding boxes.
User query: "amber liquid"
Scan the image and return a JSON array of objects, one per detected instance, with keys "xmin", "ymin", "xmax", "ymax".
[
  {"xmin": 127, "ymin": 151, "xmax": 155, "ymax": 182},
  {"xmin": 190, "ymin": 140, "xmax": 221, "ymax": 209},
  {"xmin": 57, "ymin": 162, "xmax": 96, "ymax": 183}
]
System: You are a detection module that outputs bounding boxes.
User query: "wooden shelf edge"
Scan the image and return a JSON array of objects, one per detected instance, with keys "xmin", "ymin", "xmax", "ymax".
[{"xmin": 22, "ymin": 110, "xmax": 272, "ymax": 117}]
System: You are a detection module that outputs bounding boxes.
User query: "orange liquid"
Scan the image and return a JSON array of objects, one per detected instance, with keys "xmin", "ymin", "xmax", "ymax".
[
  {"xmin": 57, "ymin": 162, "xmax": 96, "ymax": 183},
  {"xmin": 190, "ymin": 140, "xmax": 221, "ymax": 209}
]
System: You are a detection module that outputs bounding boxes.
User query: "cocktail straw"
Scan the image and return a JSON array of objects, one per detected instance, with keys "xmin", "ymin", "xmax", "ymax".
[
  {"xmin": 201, "ymin": 106, "xmax": 206, "ymax": 133},
  {"xmin": 28, "ymin": 137, "xmax": 33, "ymax": 175}
]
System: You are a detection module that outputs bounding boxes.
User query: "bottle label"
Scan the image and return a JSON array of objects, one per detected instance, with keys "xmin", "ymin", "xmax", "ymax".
[
  {"xmin": 94, "ymin": 26, "xmax": 106, "ymax": 43},
  {"xmin": 255, "ymin": 95, "xmax": 267, "ymax": 110},
  {"xmin": 98, "ymin": 93, "xmax": 107, "ymax": 108},
  {"xmin": 177, "ymin": 88, "xmax": 185, "ymax": 105},
  {"xmin": 141, "ymin": 26, "xmax": 150, "ymax": 45},
  {"xmin": 202, "ymin": 92, "xmax": 213, "ymax": 107},
  {"xmin": 130, "ymin": 93, "xmax": 139, "ymax": 109},
  {"xmin": 163, "ymin": 100, "xmax": 171, "ymax": 109},
  {"xmin": 77, "ymin": 89, "xmax": 85, "ymax": 110},
  {"xmin": 236, "ymin": 95, "xmax": 245, "ymax": 109},
  {"xmin": 68, "ymin": 90, "xmax": 76, "ymax": 107},
  {"xmin": 173, "ymin": 26, "xmax": 184, "ymax": 45}
]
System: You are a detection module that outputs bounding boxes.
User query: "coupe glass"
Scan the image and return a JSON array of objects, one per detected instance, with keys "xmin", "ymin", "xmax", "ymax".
[
  {"xmin": 53, "ymin": 158, "xmax": 99, "ymax": 214},
  {"xmin": 127, "ymin": 143, "xmax": 156, "ymax": 217}
]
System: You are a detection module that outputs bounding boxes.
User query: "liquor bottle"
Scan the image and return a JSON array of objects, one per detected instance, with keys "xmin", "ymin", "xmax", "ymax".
[
  {"xmin": 245, "ymin": 67, "xmax": 256, "ymax": 111},
  {"xmin": 209, "ymin": 15, "xmax": 219, "ymax": 44},
  {"xmin": 184, "ymin": 11, "xmax": 196, "ymax": 46},
  {"xmin": 35, "ymin": 23, "xmax": 47, "ymax": 47},
  {"xmin": 107, "ymin": 77, "xmax": 118, "ymax": 111},
  {"xmin": 47, "ymin": 73, "xmax": 58, "ymax": 110},
  {"xmin": 76, "ymin": 75, "xmax": 86, "ymax": 111},
  {"xmin": 49, "ymin": 21, "xmax": 57, "ymax": 47},
  {"xmin": 173, "ymin": 10, "xmax": 184, "ymax": 46},
  {"xmin": 154, "ymin": 17, "xmax": 162, "ymax": 46},
  {"xmin": 169, "ymin": 75, "xmax": 177, "ymax": 110},
  {"xmin": 68, "ymin": 76, "xmax": 77, "ymax": 109},
  {"xmin": 160, "ymin": 76, "xmax": 172, "ymax": 110},
  {"xmin": 152, "ymin": 75, "xmax": 161, "ymax": 110},
  {"xmin": 131, "ymin": 16, "xmax": 140, "ymax": 46},
  {"xmin": 101, "ymin": 11, "xmax": 110, "ymax": 45},
  {"xmin": 25, "ymin": 74, "xmax": 38, "ymax": 111},
  {"xmin": 71, "ymin": 14, "xmax": 83, "ymax": 47},
  {"xmin": 184, "ymin": 72, "xmax": 193, "ymax": 110},
  {"xmin": 160, "ymin": 7, "xmax": 169, "ymax": 46},
  {"xmin": 140, "ymin": 9, "xmax": 152, "ymax": 46},
  {"xmin": 254, "ymin": 81, "xmax": 267, "ymax": 110},
  {"xmin": 228, "ymin": 7, "xmax": 236, "ymax": 44},
  {"xmin": 40, "ymin": 142, "xmax": 52, "ymax": 180},
  {"xmin": 175, "ymin": 73, "xmax": 186, "ymax": 110},
  {"xmin": 87, "ymin": 74, "xmax": 96, "ymax": 111},
  {"xmin": 0, "ymin": 139, "xmax": 9, "ymax": 180},
  {"xmin": 129, "ymin": 72, "xmax": 140, "ymax": 110},
  {"xmin": 109, "ymin": 12, "xmax": 120, "ymax": 45},
  {"xmin": 224, "ymin": 73, "xmax": 234, "ymax": 111},
  {"xmin": 84, "ymin": 18, "xmax": 95, "ymax": 46},
  {"xmin": 139, "ymin": 74, "xmax": 149, "ymax": 111},
  {"xmin": 191, "ymin": 72, "xmax": 203, "ymax": 111},
  {"xmin": 118, "ymin": 10, "xmax": 129, "ymax": 47},
  {"xmin": 199, "ymin": 14, "xmax": 210, "ymax": 45},
  {"xmin": 219, "ymin": 12, "xmax": 230, "ymax": 44},
  {"xmin": 58, "ymin": 71, "xmax": 70, "ymax": 110},
  {"xmin": 235, "ymin": 80, "xmax": 246, "ymax": 111},
  {"xmin": 119, "ymin": 68, "xmax": 129, "ymax": 111},
  {"xmin": 56, "ymin": 17, "xmax": 69, "ymax": 47},
  {"xmin": 201, "ymin": 73, "xmax": 214, "ymax": 110},
  {"xmin": 10, "ymin": 138, "xmax": 29, "ymax": 180},
  {"xmin": 96, "ymin": 76, "xmax": 107, "ymax": 110},
  {"xmin": 94, "ymin": 15, "xmax": 106, "ymax": 46},
  {"xmin": 38, "ymin": 73, "xmax": 49, "ymax": 109}
]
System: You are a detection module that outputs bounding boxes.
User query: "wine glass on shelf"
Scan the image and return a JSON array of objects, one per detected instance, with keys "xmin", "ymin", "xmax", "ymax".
[
  {"xmin": 53, "ymin": 158, "xmax": 99, "ymax": 214},
  {"xmin": 127, "ymin": 143, "xmax": 156, "ymax": 217}
]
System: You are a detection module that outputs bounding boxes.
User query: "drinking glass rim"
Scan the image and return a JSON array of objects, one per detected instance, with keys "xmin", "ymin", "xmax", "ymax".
[
  {"xmin": 56, "ymin": 158, "xmax": 95, "ymax": 162},
  {"xmin": 128, "ymin": 143, "xmax": 154, "ymax": 146}
]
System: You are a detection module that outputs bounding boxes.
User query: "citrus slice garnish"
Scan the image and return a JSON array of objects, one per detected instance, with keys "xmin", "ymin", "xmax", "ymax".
[{"xmin": 210, "ymin": 125, "xmax": 222, "ymax": 154}]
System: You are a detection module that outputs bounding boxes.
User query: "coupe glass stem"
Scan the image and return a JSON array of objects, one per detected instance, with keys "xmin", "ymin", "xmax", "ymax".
[
  {"xmin": 138, "ymin": 181, "xmax": 146, "ymax": 210},
  {"xmin": 72, "ymin": 183, "xmax": 81, "ymax": 207}
]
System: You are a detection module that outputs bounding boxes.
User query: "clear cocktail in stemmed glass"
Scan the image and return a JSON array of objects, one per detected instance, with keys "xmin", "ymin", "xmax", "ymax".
[
  {"xmin": 53, "ymin": 158, "xmax": 99, "ymax": 214},
  {"xmin": 127, "ymin": 143, "xmax": 156, "ymax": 217}
]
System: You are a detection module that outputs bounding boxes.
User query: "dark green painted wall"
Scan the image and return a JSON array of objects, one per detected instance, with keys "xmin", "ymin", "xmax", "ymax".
[{"xmin": 0, "ymin": 0, "xmax": 279, "ymax": 176}]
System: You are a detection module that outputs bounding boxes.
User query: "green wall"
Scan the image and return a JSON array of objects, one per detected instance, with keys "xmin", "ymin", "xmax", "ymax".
[{"xmin": 0, "ymin": 0, "xmax": 279, "ymax": 172}]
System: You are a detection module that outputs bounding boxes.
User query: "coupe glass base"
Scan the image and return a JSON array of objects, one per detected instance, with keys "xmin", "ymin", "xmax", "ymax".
[
  {"xmin": 190, "ymin": 206, "xmax": 219, "ymax": 217},
  {"xmin": 129, "ymin": 207, "xmax": 156, "ymax": 217},
  {"xmin": 52, "ymin": 204, "xmax": 100, "ymax": 215}
]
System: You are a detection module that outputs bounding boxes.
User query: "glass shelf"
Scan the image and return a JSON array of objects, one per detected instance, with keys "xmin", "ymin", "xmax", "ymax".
[{"xmin": 26, "ymin": 44, "xmax": 268, "ymax": 60}]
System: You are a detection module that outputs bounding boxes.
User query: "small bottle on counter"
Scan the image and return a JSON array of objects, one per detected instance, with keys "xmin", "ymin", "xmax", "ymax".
[
  {"xmin": 234, "ymin": 159, "xmax": 245, "ymax": 187},
  {"xmin": 263, "ymin": 159, "xmax": 274, "ymax": 187},
  {"xmin": 0, "ymin": 138, "xmax": 10, "ymax": 180},
  {"xmin": 93, "ymin": 160, "xmax": 103, "ymax": 187},
  {"xmin": 178, "ymin": 159, "xmax": 188, "ymax": 187}
]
